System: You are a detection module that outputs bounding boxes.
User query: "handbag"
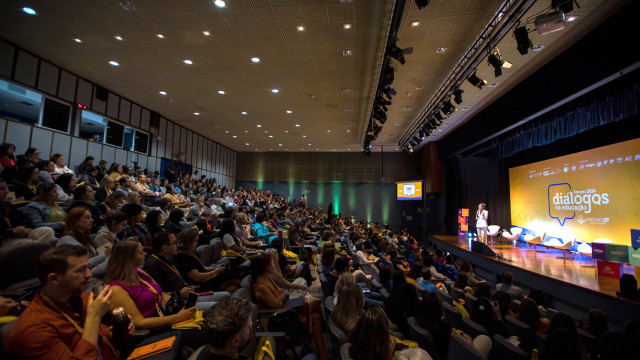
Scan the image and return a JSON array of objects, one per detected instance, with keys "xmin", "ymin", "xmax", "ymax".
[
  {"xmin": 163, "ymin": 291, "xmax": 184, "ymax": 316},
  {"xmin": 267, "ymin": 309, "xmax": 306, "ymax": 342}
]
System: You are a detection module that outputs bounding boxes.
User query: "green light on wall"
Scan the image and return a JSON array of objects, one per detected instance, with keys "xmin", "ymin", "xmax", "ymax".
[
  {"xmin": 257, "ymin": 180, "xmax": 264, "ymax": 190},
  {"xmin": 332, "ymin": 181, "xmax": 341, "ymax": 215},
  {"xmin": 348, "ymin": 184, "xmax": 356, "ymax": 209},
  {"xmin": 381, "ymin": 191, "xmax": 389, "ymax": 224},
  {"xmin": 317, "ymin": 182, "xmax": 325, "ymax": 204},
  {"xmin": 289, "ymin": 182, "xmax": 295, "ymax": 202},
  {"xmin": 366, "ymin": 186, "xmax": 372, "ymax": 222}
]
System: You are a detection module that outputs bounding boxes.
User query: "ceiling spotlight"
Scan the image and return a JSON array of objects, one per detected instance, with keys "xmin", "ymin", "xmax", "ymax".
[
  {"xmin": 415, "ymin": 0, "xmax": 430, "ymax": 9},
  {"xmin": 232, "ymin": 135, "xmax": 237, "ymax": 138},
  {"xmin": 295, "ymin": 124, "xmax": 300, "ymax": 127},
  {"xmin": 411, "ymin": 21, "xmax": 420, "ymax": 27},
  {"xmin": 114, "ymin": 35, "xmax": 124, "ymax": 41},
  {"xmin": 467, "ymin": 71, "xmax": 487, "ymax": 89},
  {"xmin": 286, "ymin": 110, "xmax": 292, "ymax": 114},
  {"xmin": 73, "ymin": 38, "xmax": 83, "ymax": 43},
  {"xmin": 214, "ymin": 0, "xmax": 226, "ymax": 8},
  {"xmin": 342, "ymin": 49, "xmax": 352, "ymax": 56},
  {"xmin": 343, "ymin": 23, "xmax": 352, "ymax": 29},
  {"xmin": 202, "ymin": 30, "xmax": 211, "ymax": 36},
  {"xmin": 268, "ymin": 135, "xmax": 273, "ymax": 138},
  {"xmin": 159, "ymin": 91, "xmax": 167, "ymax": 95},
  {"xmin": 241, "ymin": 111, "xmax": 247, "ymax": 115},
  {"xmin": 218, "ymin": 90, "xmax": 225, "ymax": 94},
  {"xmin": 193, "ymin": 112, "xmax": 200, "ymax": 115},
  {"xmin": 256, "ymin": 124, "xmax": 262, "ymax": 127},
  {"xmin": 514, "ymin": 26, "xmax": 531, "ymax": 55},
  {"xmin": 453, "ymin": 88, "xmax": 464, "ymax": 104},
  {"xmin": 108, "ymin": 61, "xmax": 120, "ymax": 67},
  {"xmin": 297, "ymin": 25, "xmax": 305, "ymax": 31},
  {"xmin": 532, "ymin": 45, "xmax": 544, "ymax": 51},
  {"xmin": 244, "ymin": 143, "xmax": 250, "ymax": 146},
  {"xmin": 183, "ymin": 59, "xmax": 193, "ymax": 65},
  {"xmin": 342, "ymin": 88, "xmax": 351, "ymax": 93},
  {"xmin": 22, "ymin": 7, "xmax": 37, "ymax": 15},
  {"xmin": 389, "ymin": 42, "xmax": 413, "ymax": 65},
  {"xmin": 441, "ymin": 100, "xmax": 456, "ymax": 115},
  {"xmin": 271, "ymin": 89, "xmax": 279, "ymax": 93},
  {"xmin": 436, "ymin": 47, "xmax": 447, "ymax": 53},
  {"xmin": 251, "ymin": 57, "xmax": 260, "ymax": 63},
  {"xmin": 156, "ymin": 34, "xmax": 165, "ymax": 39},
  {"xmin": 487, "ymin": 49, "xmax": 512, "ymax": 77}
]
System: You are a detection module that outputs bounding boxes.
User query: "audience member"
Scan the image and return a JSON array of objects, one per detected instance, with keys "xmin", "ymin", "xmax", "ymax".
[
  {"xmin": 37, "ymin": 160, "xmax": 56, "ymax": 184},
  {"xmin": 164, "ymin": 208, "xmax": 185, "ymax": 236},
  {"xmin": 418, "ymin": 292, "xmax": 452, "ymax": 359},
  {"xmin": 51, "ymin": 153, "xmax": 73, "ymax": 176},
  {"xmin": 0, "ymin": 143, "xmax": 17, "ymax": 168},
  {"xmin": 517, "ymin": 297, "xmax": 549, "ymax": 333},
  {"xmin": 93, "ymin": 210, "xmax": 127, "ymax": 254},
  {"xmin": 198, "ymin": 298, "xmax": 253, "ymax": 360},
  {"xmin": 121, "ymin": 203, "xmax": 153, "ymax": 253},
  {"xmin": 581, "ymin": 308, "xmax": 608, "ymax": 339},
  {"xmin": 95, "ymin": 176, "xmax": 115, "ymax": 203},
  {"xmin": 76, "ymin": 156, "xmax": 94, "ymax": 175},
  {"xmin": 54, "ymin": 173, "xmax": 76, "ymax": 203},
  {"xmin": 350, "ymin": 307, "xmax": 394, "ymax": 360},
  {"xmin": 23, "ymin": 182, "xmax": 66, "ymax": 232},
  {"xmin": 496, "ymin": 271, "xmax": 524, "ymax": 297},
  {"xmin": 331, "ymin": 283, "xmax": 364, "ymax": 338},
  {"xmin": 0, "ymin": 180, "xmax": 55, "ymax": 244},
  {"xmin": 68, "ymin": 184, "xmax": 103, "ymax": 231},
  {"xmin": 13, "ymin": 164, "xmax": 39, "ymax": 201},
  {"xmin": 57, "ymin": 207, "xmax": 108, "ymax": 278}
]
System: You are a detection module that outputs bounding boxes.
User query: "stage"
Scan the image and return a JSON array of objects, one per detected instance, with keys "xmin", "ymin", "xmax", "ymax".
[{"xmin": 428, "ymin": 234, "xmax": 640, "ymax": 329}]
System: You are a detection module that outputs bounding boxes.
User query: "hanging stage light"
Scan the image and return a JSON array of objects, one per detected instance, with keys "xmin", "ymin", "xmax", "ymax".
[
  {"xmin": 453, "ymin": 88, "xmax": 464, "ymax": 104},
  {"xmin": 467, "ymin": 71, "xmax": 487, "ymax": 89},
  {"xmin": 514, "ymin": 26, "xmax": 532, "ymax": 55},
  {"xmin": 487, "ymin": 49, "xmax": 512, "ymax": 77},
  {"xmin": 441, "ymin": 100, "xmax": 457, "ymax": 115}
]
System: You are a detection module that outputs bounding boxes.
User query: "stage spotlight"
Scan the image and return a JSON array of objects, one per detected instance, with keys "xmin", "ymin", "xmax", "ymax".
[
  {"xmin": 441, "ymin": 100, "xmax": 457, "ymax": 115},
  {"xmin": 377, "ymin": 95, "xmax": 392, "ymax": 106},
  {"xmin": 467, "ymin": 71, "xmax": 487, "ymax": 89},
  {"xmin": 415, "ymin": 0, "xmax": 429, "ymax": 9},
  {"xmin": 434, "ymin": 112, "xmax": 444, "ymax": 122},
  {"xmin": 487, "ymin": 50, "xmax": 512, "ymax": 77},
  {"xmin": 453, "ymin": 88, "xmax": 464, "ymax": 104},
  {"xmin": 552, "ymin": 0, "xmax": 574, "ymax": 14},
  {"xmin": 514, "ymin": 26, "xmax": 532, "ymax": 55},
  {"xmin": 389, "ymin": 42, "xmax": 413, "ymax": 65},
  {"xmin": 380, "ymin": 85, "xmax": 397, "ymax": 98}
]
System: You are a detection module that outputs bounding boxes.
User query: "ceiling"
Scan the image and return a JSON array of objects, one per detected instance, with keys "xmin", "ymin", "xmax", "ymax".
[{"xmin": 0, "ymin": 0, "xmax": 628, "ymax": 152}]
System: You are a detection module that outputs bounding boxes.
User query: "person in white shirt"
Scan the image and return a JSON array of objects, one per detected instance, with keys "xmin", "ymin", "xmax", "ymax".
[
  {"xmin": 476, "ymin": 203, "xmax": 488, "ymax": 244},
  {"xmin": 496, "ymin": 271, "xmax": 524, "ymax": 298}
]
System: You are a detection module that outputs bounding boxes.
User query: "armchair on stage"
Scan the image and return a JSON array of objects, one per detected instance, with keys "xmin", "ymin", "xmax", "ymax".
[
  {"xmin": 523, "ymin": 231, "xmax": 546, "ymax": 255},
  {"xmin": 487, "ymin": 225, "xmax": 501, "ymax": 244},
  {"xmin": 502, "ymin": 227, "xmax": 523, "ymax": 245},
  {"xmin": 547, "ymin": 234, "xmax": 577, "ymax": 263}
]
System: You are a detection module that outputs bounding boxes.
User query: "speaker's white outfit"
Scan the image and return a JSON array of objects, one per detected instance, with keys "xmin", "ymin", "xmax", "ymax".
[{"xmin": 476, "ymin": 209, "xmax": 488, "ymax": 244}]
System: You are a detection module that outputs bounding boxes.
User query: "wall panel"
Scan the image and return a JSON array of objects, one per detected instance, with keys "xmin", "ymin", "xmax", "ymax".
[
  {"xmin": 6, "ymin": 121, "xmax": 32, "ymax": 153},
  {"xmin": 119, "ymin": 99, "xmax": 131, "ymax": 123},
  {"xmin": 51, "ymin": 132, "xmax": 71, "ymax": 162},
  {"xmin": 69, "ymin": 137, "xmax": 88, "ymax": 171},
  {"xmin": 31, "ymin": 127, "xmax": 53, "ymax": 160},
  {"xmin": 87, "ymin": 141, "xmax": 102, "ymax": 162},
  {"xmin": 14, "ymin": 51, "xmax": 38, "ymax": 87},
  {"xmin": 106, "ymin": 92, "xmax": 119, "ymax": 119},
  {"xmin": 115, "ymin": 148, "xmax": 127, "ymax": 166},
  {"xmin": 0, "ymin": 41, "xmax": 14, "ymax": 78},
  {"xmin": 101, "ymin": 145, "xmax": 115, "ymax": 164},
  {"xmin": 92, "ymin": 86, "xmax": 106, "ymax": 114},
  {"xmin": 37, "ymin": 61, "xmax": 59, "ymax": 95},
  {"xmin": 58, "ymin": 71, "xmax": 77, "ymax": 102}
]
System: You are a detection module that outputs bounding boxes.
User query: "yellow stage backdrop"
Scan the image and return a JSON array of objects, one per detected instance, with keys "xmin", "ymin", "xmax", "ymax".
[{"xmin": 509, "ymin": 138, "xmax": 640, "ymax": 246}]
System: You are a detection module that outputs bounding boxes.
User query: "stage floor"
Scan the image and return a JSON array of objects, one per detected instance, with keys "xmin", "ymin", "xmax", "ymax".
[{"xmin": 431, "ymin": 234, "xmax": 632, "ymax": 298}]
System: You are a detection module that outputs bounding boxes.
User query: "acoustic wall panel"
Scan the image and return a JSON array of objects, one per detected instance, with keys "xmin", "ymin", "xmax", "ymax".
[
  {"xmin": 101, "ymin": 145, "xmax": 115, "ymax": 164},
  {"xmin": 69, "ymin": 137, "xmax": 88, "ymax": 171},
  {"xmin": 5, "ymin": 120, "xmax": 32, "ymax": 153},
  {"xmin": 0, "ymin": 41, "xmax": 15, "ymax": 78},
  {"xmin": 119, "ymin": 99, "xmax": 131, "ymax": 123},
  {"xmin": 51, "ymin": 132, "xmax": 72, "ymax": 162},
  {"xmin": 37, "ymin": 61, "xmax": 59, "ymax": 95},
  {"xmin": 14, "ymin": 51, "xmax": 38, "ymax": 87},
  {"xmin": 58, "ymin": 70, "xmax": 77, "ymax": 102},
  {"xmin": 76, "ymin": 79, "xmax": 93, "ymax": 108},
  {"xmin": 106, "ymin": 92, "xmax": 119, "ymax": 119},
  {"xmin": 31, "ymin": 127, "xmax": 53, "ymax": 160},
  {"xmin": 87, "ymin": 141, "xmax": 102, "ymax": 162}
]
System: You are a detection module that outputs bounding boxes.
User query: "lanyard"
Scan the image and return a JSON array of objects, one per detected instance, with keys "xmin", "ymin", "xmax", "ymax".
[
  {"xmin": 152, "ymin": 254, "xmax": 182, "ymax": 279},
  {"xmin": 40, "ymin": 293, "xmax": 84, "ymax": 334},
  {"xmin": 137, "ymin": 275, "xmax": 164, "ymax": 317}
]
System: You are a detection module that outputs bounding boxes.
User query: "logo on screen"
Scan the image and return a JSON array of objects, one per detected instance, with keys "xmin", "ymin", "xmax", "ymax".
[
  {"xmin": 548, "ymin": 183, "xmax": 610, "ymax": 226},
  {"xmin": 402, "ymin": 184, "xmax": 416, "ymax": 197}
]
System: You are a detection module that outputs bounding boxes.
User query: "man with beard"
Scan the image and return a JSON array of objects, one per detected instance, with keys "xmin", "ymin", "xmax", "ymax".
[
  {"xmin": 198, "ymin": 298, "xmax": 252, "ymax": 360},
  {"xmin": 6, "ymin": 245, "xmax": 133, "ymax": 359}
]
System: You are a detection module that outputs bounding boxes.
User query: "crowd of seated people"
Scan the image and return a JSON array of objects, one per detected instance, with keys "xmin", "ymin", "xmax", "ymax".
[{"xmin": 1, "ymin": 141, "xmax": 639, "ymax": 360}]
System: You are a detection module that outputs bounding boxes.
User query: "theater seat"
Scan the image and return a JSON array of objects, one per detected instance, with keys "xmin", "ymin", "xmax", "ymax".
[
  {"xmin": 491, "ymin": 334, "xmax": 528, "ymax": 360},
  {"xmin": 406, "ymin": 317, "xmax": 440, "ymax": 360},
  {"xmin": 442, "ymin": 302, "xmax": 463, "ymax": 330},
  {"xmin": 447, "ymin": 331, "xmax": 488, "ymax": 360},
  {"xmin": 0, "ymin": 242, "xmax": 52, "ymax": 295},
  {"xmin": 328, "ymin": 319, "xmax": 348, "ymax": 349},
  {"xmin": 462, "ymin": 317, "xmax": 490, "ymax": 338},
  {"xmin": 504, "ymin": 316, "xmax": 537, "ymax": 353}
]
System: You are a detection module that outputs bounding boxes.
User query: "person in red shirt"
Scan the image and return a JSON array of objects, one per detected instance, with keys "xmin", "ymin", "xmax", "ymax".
[
  {"xmin": 6, "ymin": 245, "xmax": 133, "ymax": 360},
  {"xmin": 0, "ymin": 143, "xmax": 17, "ymax": 168}
]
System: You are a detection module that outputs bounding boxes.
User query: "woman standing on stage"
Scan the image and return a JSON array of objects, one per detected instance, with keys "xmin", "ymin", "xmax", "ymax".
[{"xmin": 476, "ymin": 203, "xmax": 488, "ymax": 244}]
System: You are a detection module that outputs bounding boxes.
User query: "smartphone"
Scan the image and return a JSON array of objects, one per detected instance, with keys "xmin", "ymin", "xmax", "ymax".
[{"xmin": 185, "ymin": 292, "xmax": 199, "ymax": 309}]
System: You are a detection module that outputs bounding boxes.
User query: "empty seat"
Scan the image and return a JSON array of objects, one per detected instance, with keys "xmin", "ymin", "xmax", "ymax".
[
  {"xmin": 491, "ymin": 334, "xmax": 528, "ymax": 360},
  {"xmin": 462, "ymin": 317, "xmax": 489, "ymax": 338},
  {"xmin": 447, "ymin": 332, "xmax": 488, "ymax": 360},
  {"xmin": 436, "ymin": 289, "xmax": 453, "ymax": 304},
  {"xmin": 442, "ymin": 302, "xmax": 463, "ymax": 329},
  {"xmin": 546, "ymin": 307, "xmax": 559, "ymax": 320},
  {"xmin": 450, "ymin": 287, "xmax": 466, "ymax": 301},
  {"xmin": 524, "ymin": 231, "xmax": 546, "ymax": 255},
  {"xmin": 487, "ymin": 225, "xmax": 501, "ymax": 244}
]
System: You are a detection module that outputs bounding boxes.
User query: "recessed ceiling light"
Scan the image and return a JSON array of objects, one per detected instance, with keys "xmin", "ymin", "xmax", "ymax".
[
  {"xmin": 255, "ymin": 149, "xmax": 258, "ymax": 151},
  {"xmin": 436, "ymin": 47, "xmax": 447, "ymax": 53},
  {"xmin": 411, "ymin": 21, "xmax": 420, "ymax": 27},
  {"xmin": 256, "ymin": 124, "xmax": 262, "ymax": 127},
  {"xmin": 488, "ymin": 83, "xmax": 498, "ymax": 87},
  {"xmin": 159, "ymin": 91, "xmax": 167, "ymax": 95},
  {"xmin": 347, "ymin": 148, "xmax": 351, "ymax": 151},
  {"xmin": 327, "ymin": 130, "xmax": 331, "ymax": 132},
  {"xmin": 241, "ymin": 111, "xmax": 247, "ymax": 115},
  {"xmin": 232, "ymin": 135, "xmax": 237, "ymax": 138},
  {"xmin": 343, "ymin": 49, "xmax": 352, "ymax": 56},
  {"xmin": 73, "ymin": 38, "xmax": 83, "ymax": 43},
  {"xmin": 416, "ymin": 85, "xmax": 424, "ymax": 90},
  {"xmin": 343, "ymin": 23, "xmax": 352, "ymax": 29},
  {"xmin": 297, "ymin": 25, "xmax": 305, "ymax": 31},
  {"xmin": 22, "ymin": 7, "xmax": 36, "ymax": 15},
  {"xmin": 114, "ymin": 35, "xmax": 124, "ymax": 41},
  {"xmin": 193, "ymin": 112, "xmax": 200, "ymax": 115},
  {"xmin": 404, "ymin": 107, "xmax": 412, "ymax": 111},
  {"xmin": 295, "ymin": 124, "xmax": 300, "ymax": 127},
  {"xmin": 285, "ymin": 130, "xmax": 289, "ymax": 133},
  {"xmin": 214, "ymin": 0, "xmax": 226, "ymax": 8},
  {"xmin": 342, "ymin": 88, "xmax": 350, "ymax": 93},
  {"xmin": 108, "ymin": 61, "xmax": 120, "ymax": 66},
  {"xmin": 218, "ymin": 90, "xmax": 225, "ymax": 94},
  {"xmin": 347, "ymin": 129, "xmax": 351, "ymax": 132},
  {"xmin": 271, "ymin": 89, "xmax": 279, "ymax": 93},
  {"xmin": 566, "ymin": 15, "xmax": 578, "ymax": 22},
  {"xmin": 183, "ymin": 59, "xmax": 193, "ymax": 65},
  {"xmin": 244, "ymin": 130, "xmax": 248, "ymax": 133},
  {"xmin": 264, "ymin": 130, "xmax": 268, "ymax": 133},
  {"xmin": 308, "ymin": 144, "xmax": 312, "ymax": 146},
  {"xmin": 202, "ymin": 30, "xmax": 211, "ymax": 36},
  {"xmin": 532, "ymin": 45, "xmax": 544, "ymax": 51},
  {"xmin": 278, "ymin": 144, "xmax": 283, "ymax": 146},
  {"xmin": 286, "ymin": 110, "xmax": 292, "ymax": 114},
  {"xmin": 156, "ymin": 34, "xmax": 165, "ymax": 39},
  {"xmin": 268, "ymin": 135, "xmax": 273, "ymax": 138},
  {"xmin": 302, "ymin": 135, "xmax": 307, "ymax": 138},
  {"xmin": 251, "ymin": 57, "xmax": 260, "ymax": 63},
  {"xmin": 439, "ymin": 129, "xmax": 442, "ymax": 132},
  {"xmin": 345, "ymin": 108, "xmax": 352, "ymax": 112},
  {"xmin": 225, "ymin": 130, "xmax": 229, "ymax": 133},
  {"xmin": 244, "ymin": 143, "xmax": 249, "ymax": 146}
]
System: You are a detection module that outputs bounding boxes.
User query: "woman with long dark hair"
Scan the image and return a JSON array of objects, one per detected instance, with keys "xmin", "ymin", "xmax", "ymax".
[
  {"xmin": 0, "ymin": 143, "xmax": 16, "ymax": 168},
  {"xmin": 57, "ymin": 207, "xmax": 108, "ymax": 277},
  {"xmin": 54, "ymin": 173, "xmax": 76, "ymax": 203},
  {"xmin": 13, "ymin": 165, "xmax": 39, "ymax": 201},
  {"xmin": 164, "ymin": 208, "xmax": 185, "ymax": 236},
  {"xmin": 350, "ymin": 307, "xmax": 395, "ymax": 360}
]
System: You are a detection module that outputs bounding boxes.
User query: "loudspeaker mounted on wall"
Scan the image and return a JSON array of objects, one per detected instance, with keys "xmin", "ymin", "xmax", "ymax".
[{"xmin": 95, "ymin": 85, "xmax": 108, "ymax": 101}]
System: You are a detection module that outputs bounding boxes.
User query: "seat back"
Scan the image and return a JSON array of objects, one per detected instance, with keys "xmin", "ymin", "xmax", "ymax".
[
  {"xmin": 240, "ymin": 275, "xmax": 253, "ymax": 300},
  {"xmin": 436, "ymin": 289, "xmax": 453, "ymax": 304},
  {"xmin": 545, "ymin": 307, "xmax": 559, "ymax": 320},
  {"xmin": 491, "ymin": 334, "xmax": 528, "ymax": 360},
  {"xmin": 450, "ymin": 287, "xmax": 466, "ymax": 301},
  {"xmin": 577, "ymin": 243, "xmax": 592, "ymax": 255},
  {"xmin": 195, "ymin": 244, "xmax": 214, "ymax": 266},
  {"xmin": 0, "ymin": 242, "xmax": 52, "ymax": 290},
  {"xmin": 318, "ymin": 273, "xmax": 332, "ymax": 298},
  {"xmin": 369, "ymin": 279, "xmax": 383, "ymax": 292},
  {"xmin": 187, "ymin": 345, "xmax": 206, "ymax": 360},
  {"xmin": 577, "ymin": 329, "xmax": 598, "ymax": 359},
  {"xmin": 461, "ymin": 317, "xmax": 489, "ymax": 338},
  {"xmin": 488, "ymin": 225, "xmax": 500, "ymax": 235},
  {"xmin": 511, "ymin": 299, "xmax": 521, "ymax": 314},
  {"xmin": 504, "ymin": 316, "xmax": 537, "ymax": 353},
  {"xmin": 328, "ymin": 319, "xmax": 348, "ymax": 348},
  {"xmin": 209, "ymin": 239, "xmax": 224, "ymax": 263},
  {"xmin": 442, "ymin": 302, "xmax": 463, "ymax": 329},
  {"xmin": 340, "ymin": 343, "xmax": 354, "ymax": 360},
  {"xmin": 406, "ymin": 317, "xmax": 440, "ymax": 360},
  {"xmin": 447, "ymin": 332, "xmax": 488, "ymax": 360},
  {"xmin": 511, "ymin": 227, "xmax": 523, "ymax": 237},
  {"xmin": 324, "ymin": 296, "xmax": 335, "ymax": 316},
  {"xmin": 464, "ymin": 293, "xmax": 478, "ymax": 313}
]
